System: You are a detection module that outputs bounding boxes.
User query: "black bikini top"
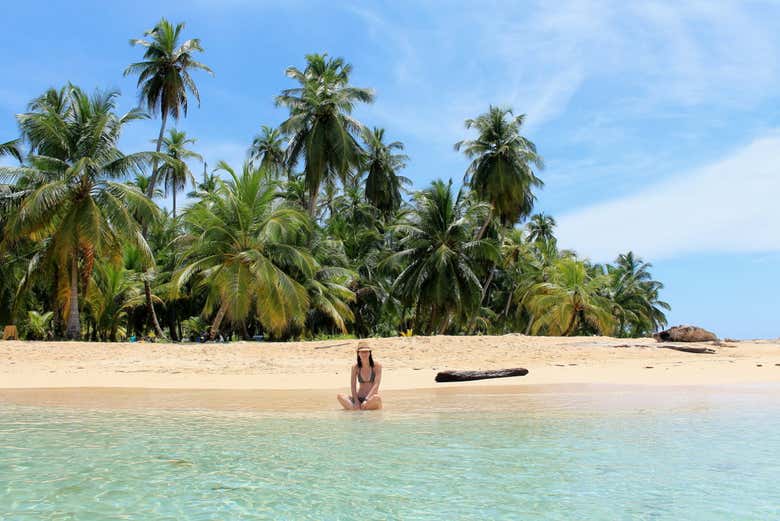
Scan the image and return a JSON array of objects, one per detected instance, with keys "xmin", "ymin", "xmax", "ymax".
[{"xmin": 357, "ymin": 366, "xmax": 375, "ymax": 384}]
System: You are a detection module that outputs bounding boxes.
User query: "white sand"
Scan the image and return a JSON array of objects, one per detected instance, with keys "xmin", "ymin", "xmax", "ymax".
[{"xmin": 1, "ymin": 335, "xmax": 778, "ymax": 391}]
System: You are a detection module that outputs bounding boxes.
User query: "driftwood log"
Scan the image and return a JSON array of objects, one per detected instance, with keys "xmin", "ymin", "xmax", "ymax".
[
  {"xmin": 657, "ymin": 344, "xmax": 716, "ymax": 354},
  {"xmin": 435, "ymin": 368, "xmax": 529, "ymax": 382}
]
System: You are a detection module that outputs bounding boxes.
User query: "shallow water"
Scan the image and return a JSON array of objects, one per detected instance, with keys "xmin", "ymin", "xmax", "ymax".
[{"xmin": 1, "ymin": 387, "xmax": 779, "ymax": 520}]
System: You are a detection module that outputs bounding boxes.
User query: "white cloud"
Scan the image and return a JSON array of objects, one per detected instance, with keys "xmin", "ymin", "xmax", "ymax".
[
  {"xmin": 555, "ymin": 133, "xmax": 780, "ymax": 261},
  {"xmin": 350, "ymin": 0, "xmax": 780, "ymax": 139}
]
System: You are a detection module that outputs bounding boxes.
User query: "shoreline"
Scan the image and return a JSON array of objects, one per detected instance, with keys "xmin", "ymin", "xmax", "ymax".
[
  {"xmin": 2, "ymin": 383, "xmax": 779, "ymax": 413},
  {"xmin": 1, "ymin": 335, "xmax": 778, "ymax": 394}
]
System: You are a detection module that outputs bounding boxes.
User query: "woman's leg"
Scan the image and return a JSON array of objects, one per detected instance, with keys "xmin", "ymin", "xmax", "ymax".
[
  {"xmin": 337, "ymin": 393, "xmax": 356, "ymax": 410},
  {"xmin": 361, "ymin": 395, "xmax": 382, "ymax": 410}
]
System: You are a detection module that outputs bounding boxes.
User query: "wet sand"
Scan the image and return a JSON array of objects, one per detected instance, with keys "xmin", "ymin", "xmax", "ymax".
[{"xmin": 2, "ymin": 383, "xmax": 779, "ymax": 414}]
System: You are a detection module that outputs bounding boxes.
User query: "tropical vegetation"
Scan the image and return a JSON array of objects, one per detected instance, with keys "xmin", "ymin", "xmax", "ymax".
[{"xmin": 0, "ymin": 19, "xmax": 670, "ymax": 341}]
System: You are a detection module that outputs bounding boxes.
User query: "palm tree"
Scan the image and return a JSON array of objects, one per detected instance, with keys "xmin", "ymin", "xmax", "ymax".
[
  {"xmin": 607, "ymin": 252, "xmax": 670, "ymax": 336},
  {"xmin": 326, "ymin": 184, "xmax": 383, "ymax": 261},
  {"xmin": 174, "ymin": 161, "xmax": 316, "ymax": 338},
  {"xmin": 187, "ymin": 162, "xmax": 218, "ymax": 199},
  {"xmin": 454, "ymin": 106, "xmax": 544, "ymax": 236},
  {"xmin": 276, "ymin": 53, "xmax": 374, "ymax": 217},
  {"xmin": 385, "ymin": 180, "xmax": 499, "ymax": 334},
  {"xmin": 159, "ymin": 129, "xmax": 202, "ymax": 219},
  {"xmin": 361, "ymin": 127, "xmax": 410, "ymax": 219},
  {"xmin": 526, "ymin": 258, "xmax": 615, "ymax": 336},
  {"xmin": 125, "ymin": 18, "xmax": 212, "ymax": 194},
  {"xmin": 86, "ymin": 261, "xmax": 145, "ymax": 341},
  {"xmin": 249, "ymin": 126, "xmax": 286, "ymax": 178},
  {"xmin": 25, "ymin": 310, "xmax": 53, "ymax": 340},
  {"xmin": 501, "ymin": 235, "xmax": 566, "ymax": 334},
  {"xmin": 0, "ymin": 140, "xmax": 22, "ymax": 163},
  {"xmin": 0, "ymin": 86, "xmax": 161, "ymax": 339},
  {"xmin": 305, "ymin": 238, "xmax": 356, "ymax": 334},
  {"xmin": 125, "ymin": 19, "xmax": 211, "ymax": 338},
  {"xmin": 128, "ymin": 172, "xmax": 163, "ymax": 199},
  {"xmin": 527, "ymin": 213, "xmax": 556, "ymax": 243}
]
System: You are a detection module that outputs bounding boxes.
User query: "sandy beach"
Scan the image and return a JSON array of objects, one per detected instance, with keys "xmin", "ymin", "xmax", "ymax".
[{"xmin": 1, "ymin": 335, "xmax": 779, "ymax": 392}]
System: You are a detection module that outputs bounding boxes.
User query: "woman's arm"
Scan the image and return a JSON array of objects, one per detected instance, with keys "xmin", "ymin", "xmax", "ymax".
[
  {"xmin": 364, "ymin": 364, "xmax": 382, "ymax": 400},
  {"xmin": 350, "ymin": 365, "xmax": 359, "ymax": 403}
]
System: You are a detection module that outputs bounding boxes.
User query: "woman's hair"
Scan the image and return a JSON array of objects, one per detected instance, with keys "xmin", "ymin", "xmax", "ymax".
[{"xmin": 356, "ymin": 352, "xmax": 374, "ymax": 368}]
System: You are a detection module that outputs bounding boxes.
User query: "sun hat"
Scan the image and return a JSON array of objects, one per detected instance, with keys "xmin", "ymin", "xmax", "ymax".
[{"xmin": 356, "ymin": 341, "xmax": 372, "ymax": 352}]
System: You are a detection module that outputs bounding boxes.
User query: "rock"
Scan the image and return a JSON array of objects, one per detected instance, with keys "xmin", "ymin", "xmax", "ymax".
[{"xmin": 653, "ymin": 325, "xmax": 717, "ymax": 343}]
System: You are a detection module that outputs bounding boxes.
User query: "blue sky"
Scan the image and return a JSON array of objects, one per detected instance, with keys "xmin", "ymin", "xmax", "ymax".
[{"xmin": 1, "ymin": 1, "xmax": 779, "ymax": 339}]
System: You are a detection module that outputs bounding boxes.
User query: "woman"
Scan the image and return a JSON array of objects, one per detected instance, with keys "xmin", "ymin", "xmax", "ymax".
[{"xmin": 337, "ymin": 342, "xmax": 383, "ymax": 410}]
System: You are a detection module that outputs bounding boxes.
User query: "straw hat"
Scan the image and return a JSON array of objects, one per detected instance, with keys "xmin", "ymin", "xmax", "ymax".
[{"xmin": 356, "ymin": 340, "xmax": 372, "ymax": 352}]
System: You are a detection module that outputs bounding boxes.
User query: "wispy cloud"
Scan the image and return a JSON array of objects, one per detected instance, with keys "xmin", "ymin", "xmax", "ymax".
[
  {"xmin": 350, "ymin": 1, "xmax": 780, "ymax": 140},
  {"xmin": 555, "ymin": 133, "xmax": 780, "ymax": 262}
]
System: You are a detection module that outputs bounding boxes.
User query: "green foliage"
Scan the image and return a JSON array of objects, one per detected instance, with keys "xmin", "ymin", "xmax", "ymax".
[
  {"xmin": 276, "ymin": 53, "xmax": 374, "ymax": 217},
  {"xmin": 25, "ymin": 310, "xmax": 53, "ymax": 340},
  {"xmin": 385, "ymin": 180, "xmax": 499, "ymax": 334},
  {"xmin": 307, "ymin": 332, "xmax": 357, "ymax": 341},
  {"xmin": 181, "ymin": 315, "xmax": 209, "ymax": 339},
  {"xmin": 249, "ymin": 126, "xmax": 287, "ymax": 179},
  {"xmin": 125, "ymin": 18, "xmax": 212, "ymax": 121},
  {"xmin": 361, "ymin": 127, "xmax": 410, "ymax": 218},
  {"xmin": 86, "ymin": 261, "xmax": 145, "ymax": 341},
  {"xmin": 175, "ymin": 161, "xmax": 316, "ymax": 339},
  {"xmin": 0, "ymin": 44, "xmax": 671, "ymax": 342},
  {"xmin": 455, "ymin": 106, "xmax": 543, "ymax": 227},
  {"xmin": 526, "ymin": 258, "xmax": 616, "ymax": 335},
  {"xmin": 1, "ymin": 85, "xmax": 161, "ymax": 339},
  {"xmin": 606, "ymin": 252, "xmax": 670, "ymax": 337},
  {"xmin": 527, "ymin": 213, "xmax": 557, "ymax": 243},
  {"xmin": 159, "ymin": 129, "xmax": 202, "ymax": 218}
]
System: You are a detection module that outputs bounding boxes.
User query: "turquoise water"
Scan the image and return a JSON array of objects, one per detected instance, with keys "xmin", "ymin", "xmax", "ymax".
[{"xmin": 1, "ymin": 388, "xmax": 779, "ymax": 520}]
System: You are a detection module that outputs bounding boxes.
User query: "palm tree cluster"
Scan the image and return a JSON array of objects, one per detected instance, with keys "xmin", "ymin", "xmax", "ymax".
[{"xmin": 0, "ymin": 19, "xmax": 670, "ymax": 341}]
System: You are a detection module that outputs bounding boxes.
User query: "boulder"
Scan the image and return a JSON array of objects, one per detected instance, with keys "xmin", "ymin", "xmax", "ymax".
[{"xmin": 653, "ymin": 325, "xmax": 717, "ymax": 343}]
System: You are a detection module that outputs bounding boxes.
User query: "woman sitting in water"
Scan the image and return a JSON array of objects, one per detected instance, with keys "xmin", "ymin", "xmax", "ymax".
[{"xmin": 337, "ymin": 342, "xmax": 382, "ymax": 410}]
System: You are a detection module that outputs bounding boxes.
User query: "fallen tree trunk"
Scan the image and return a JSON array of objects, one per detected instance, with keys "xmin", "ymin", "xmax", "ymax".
[
  {"xmin": 435, "ymin": 368, "xmax": 529, "ymax": 382},
  {"xmin": 657, "ymin": 344, "xmax": 716, "ymax": 354}
]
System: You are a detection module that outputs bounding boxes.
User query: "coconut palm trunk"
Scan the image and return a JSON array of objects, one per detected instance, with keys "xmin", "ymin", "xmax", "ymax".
[
  {"xmin": 438, "ymin": 314, "xmax": 450, "ymax": 335},
  {"xmin": 466, "ymin": 211, "xmax": 496, "ymax": 333},
  {"xmin": 308, "ymin": 188, "xmax": 318, "ymax": 219},
  {"xmin": 502, "ymin": 289, "xmax": 514, "ymax": 318},
  {"xmin": 562, "ymin": 310, "xmax": 579, "ymax": 336},
  {"xmin": 475, "ymin": 207, "xmax": 493, "ymax": 241},
  {"xmin": 209, "ymin": 301, "xmax": 228, "ymax": 340},
  {"xmin": 167, "ymin": 305, "xmax": 179, "ymax": 341},
  {"xmin": 150, "ymin": 111, "xmax": 168, "ymax": 195},
  {"xmin": 138, "ymin": 113, "xmax": 168, "ymax": 340},
  {"xmin": 66, "ymin": 255, "xmax": 80, "ymax": 339},
  {"xmin": 467, "ymin": 266, "xmax": 497, "ymax": 333},
  {"xmin": 143, "ymin": 279, "xmax": 165, "ymax": 338}
]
